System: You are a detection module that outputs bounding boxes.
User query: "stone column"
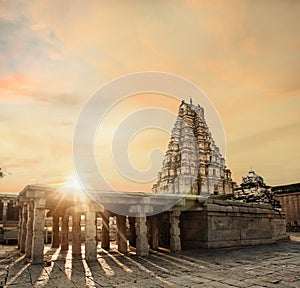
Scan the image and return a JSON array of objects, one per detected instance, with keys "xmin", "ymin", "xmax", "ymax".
[
  {"xmin": 149, "ymin": 216, "xmax": 159, "ymax": 250},
  {"xmin": 136, "ymin": 216, "xmax": 148, "ymax": 256},
  {"xmin": 116, "ymin": 215, "xmax": 127, "ymax": 254},
  {"xmin": 20, "ymin": 204, "xmax": 28, "ymax": 252},
  {"xmin": 101, "ymin": 212, "xmax": 110, "ymax": 250},
  {"xmin": 25, "ymin": 202, "xmax": 34, "ymax": 258},
  {"xmin": 17, "ymin": 207, "xmax": 22, "ymax": 249},
  {"xmin": 31, "ymin": 199, "xmax": 46, "ymax": 264},
  {"xmin": 169, "ymin": 210, "xmax": 181, "ymax": 252},
  {"xmin": 72, "ymin": 212, "xmax": 81, "ymax": 258},
  {"xmin": 51, "ymin": 215, "xmax": 60, "ymax": 248},
  {"xmin": 128, "ymin": 217, "xmax": 136, "ymax": 247},
  {"xmin": 61, "ymin": 212, "xmax": 69, "ymax": 251},
  {"xmin": 85, "ymin": 211, "xmax": 97, "ymax": 261},
  {"xmin": 2, "ymin": 200, "xmax": 9, "ymax": 221}
]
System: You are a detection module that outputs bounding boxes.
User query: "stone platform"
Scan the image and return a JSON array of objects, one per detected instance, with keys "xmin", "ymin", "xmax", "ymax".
[{"xmin": 1, "ymin": 234, "xmax": 300, "ymax": 288}]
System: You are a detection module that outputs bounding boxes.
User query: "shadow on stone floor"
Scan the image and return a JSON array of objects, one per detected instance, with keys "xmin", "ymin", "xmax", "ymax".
[{"xmin": 1, "ymin": 237, "xmax": 300, "ymax": 288}]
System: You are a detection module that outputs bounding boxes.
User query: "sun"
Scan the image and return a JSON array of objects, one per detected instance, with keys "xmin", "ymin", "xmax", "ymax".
[
  {"xmin": 64, "ymin": 174, "xmax": 83, "ymax": 189},
  {"xmin": 62, "ymin": 174, "xmax": 87, "ymax": 201}
]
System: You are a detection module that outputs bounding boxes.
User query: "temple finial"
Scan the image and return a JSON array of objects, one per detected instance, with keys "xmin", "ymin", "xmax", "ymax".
[{"xmin": 190, "ymin": 98, "xmax": 192, "ymax": 105}]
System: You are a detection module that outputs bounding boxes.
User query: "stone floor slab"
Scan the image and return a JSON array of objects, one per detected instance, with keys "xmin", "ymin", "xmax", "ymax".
[{"xmin": 0, "ymin": 233, "xmax": 299, "ymax": 287}]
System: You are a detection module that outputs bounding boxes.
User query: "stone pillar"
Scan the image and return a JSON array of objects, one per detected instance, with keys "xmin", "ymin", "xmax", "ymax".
[
  {"xmin": 101, "ymin": 212, "xmax": 110, "ymax": 250},
  {"xmin": 116, "ymin": 215, "xmax": 127, "ymax": 254},
  {"xmin": 2, "ymin": 200, "xmax": 8, "ymax": 221},
  {"xmin": 17, "ymin": 207, "xmax": 22, "ymax": 249},
  {"xmin": 85, "ymin": 211, "xmax": 97, "ymax": 261},
  {"xmin": 169, "ymin": 210, "xmax": 181, "ymax": 252},
  {"xmin": 72, "ymin": 212, "xmax": 81, "ymax": 258},
  {"xmin": 20, "ymin": 204, "xmax": 28, "ymax": 252},
  {"xmin": 31, "ymin": 199, "xmax": 46, "ymax": 264},
  {"xmin": 51, "ymin": 215, "xmax": 60, "ymax": 248},
  {"xmin": 25, "ymin": 202, "xmax": 34, "ymax": 258},
  {"xmin": 149, "ymin": 216, "xmax": 159, "ymax": 250},
  {"xmin": 128, "ymin": 217, "xmax": 136, "ymax": 247},
  {"xmin": 61, "ymin": 212, "xmax": 69, "ymax": 251},
  {"xmin": 136, "ymin": 216, "xmax": 148, "ymax": 256}
]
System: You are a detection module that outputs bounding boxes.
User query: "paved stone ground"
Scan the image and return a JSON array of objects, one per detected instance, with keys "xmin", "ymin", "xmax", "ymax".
[{"xmin": 1, "ymin": 234, "xmax": 300, "ymax": 288}]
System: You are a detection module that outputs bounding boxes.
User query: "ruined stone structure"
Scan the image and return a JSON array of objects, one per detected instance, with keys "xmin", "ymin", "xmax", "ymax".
[
  {"xmin": 0, "ymin": 194, "xmax": 19, "ymax": 243},
  {"xmin": 234, "ymin": 170, "xmax": 281, "ymax": 209},
  {"xmin": 16, "ymin": 186, "xmax": 287, "ymax": 263},
  {"xmin": 273, "ymin": 183, "xmax": 300, "ymax": 231},
  {"xmin": 0, "ymin": 194, "xmax": 18, "ymax": 223},
  {"xmin": 181, "ymin": 197, "xmax": 286, "ymax": 249},
  {"xmin": 152, "ymin": 99, "xmax": 234, "ymax": 195},
  {"xmin": 18, "ymin": 185, "xmax": 104, "ymax": 264},
  {"xmin": 14, "ymin": 100, "xmax": 288, "ymax": 263}
]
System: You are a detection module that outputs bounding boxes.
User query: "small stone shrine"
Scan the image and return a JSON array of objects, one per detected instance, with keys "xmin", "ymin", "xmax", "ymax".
[{"xmin": 234, "ymin": 170, "xmax": 281, "ymax": 209}]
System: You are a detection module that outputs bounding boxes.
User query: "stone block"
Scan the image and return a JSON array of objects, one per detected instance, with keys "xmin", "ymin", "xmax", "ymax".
[
  {"xmin": 207, "ymin": 240, "xmax": 241, "ymax": 248},
  {"xmin": 239, "ymin": 207, "xmax": 249, "ymax": 213},
  {"xmin": 170, "ymin": 236, "xmax": 181, "ymax": 252},
  {"xmin": 170, "ymin": 209, "xmax": 181, "ymax": 217},
  {"xmin": 247, "ymin": 207, "xmax": 257, "ymax": 213},
  {"xmin": 226, "ymin": 206, "xmax": 233, "ymax": 213},
  {"xmin": 170, "ymin": 226, "xmax": 180, "ymax": 235},
  {"xmin": 206, "ymin": 204, "xmax": 220, "ymax": 211},
  {"xmin": 213, "ymin": 199, "xmax": 229, "ymax": 206},
  {"xmin": 241, "ymin": 227, "xmax": 272, "ymax": 240},
  {"xmin": 219, "ymin": 205, "xmax": 228, "ymax": 212},
  {"xmin": 208, "ymin": 229, "xmax": 240, "ymax": 242},
  {"xmin": 136, "ymin": 224, "xmax": 147, "ymax": 235},
  {"xmin": 210, "ymin": 217, "xmax": 233, "ymax": 230},
  {"xmin": 232, "ymin": 206, "xmax": 240, "ymax": 213},
  {"xmin": 181, "ymin": 228, "xmax": 205, "ymax": 241}
]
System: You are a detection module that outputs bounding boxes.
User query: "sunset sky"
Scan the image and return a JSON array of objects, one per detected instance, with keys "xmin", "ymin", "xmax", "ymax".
[{"xmin": 1, "ymin": 0, "xmax": 300, "ymax": 193}]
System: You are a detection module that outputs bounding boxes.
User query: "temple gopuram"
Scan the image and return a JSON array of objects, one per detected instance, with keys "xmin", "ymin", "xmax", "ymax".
[{"xmin": 152, "ymin": 99, "xmax": 234, "ymax": 196}]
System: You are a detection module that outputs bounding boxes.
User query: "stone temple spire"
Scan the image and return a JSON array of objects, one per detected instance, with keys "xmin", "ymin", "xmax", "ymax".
[{"xmin": 152, "ymin": 100, "xmax": 234, "ymax": 195}]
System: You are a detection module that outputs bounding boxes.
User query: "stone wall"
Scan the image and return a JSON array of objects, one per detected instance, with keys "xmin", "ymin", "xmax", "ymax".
[
  {"xmin": 276, "ymin": 192, "xmax": 300, "ymax": 230},
  {"xmin": 180, "ymin": 199, "xmax": 287, "ymax": 249},
  {"xmin": 272, "ymin": 183, "xmax": 300, "ymax": 231}
]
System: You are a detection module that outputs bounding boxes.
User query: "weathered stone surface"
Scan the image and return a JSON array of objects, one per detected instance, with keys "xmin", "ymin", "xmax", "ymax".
[
  {"xmin": 51, "ymin": 215, "xmax": 60, "ymax": 248},
  {"xmin": 136, "ymin": 216, "xmax": 148, "ymax": 256},
  {"xmin": 85, "ymin": 211, "xmax": 97, "ymax": 261},
  {"xmin": 234, "ymin": 170, "xmax": 281, "ymax": 209},
  {"xmin": 20, "ymin": 204, "xmax": 27, "ymax": 252},
  {"xmin": 116, "ymin": 215, "xmax": 127, "ymax": 254},
  {"xmin": 60, "ymin": 212, "xmax": 69, "ymax": 251},
  {"xmin": 148, "ymin": 216, "xmax": 159, "ymax": 250},
  {"xmin": 101, "ymin": 211, "xmax": 110, "ymax": 250},
  {"xmin": 72, "ymin": 212, "xmax": 81, "ymax": 257},
  {"xmin": 169, "ymin": 210, "xmax": 181, "ymax": 252},
  {"xmin": 24, "ymin": 202, "xmax": 33, "ymax": 258},
  {"xmin": 31, "ymin": 202, "xmax": 45, "ymax": 264},
  {"xmin": 4, "ymin": 235, "xmax": 300, "ymax": 288},
  {"xmin": 273, "ymin": 183, "xmax": 300, "ymax": 231}
]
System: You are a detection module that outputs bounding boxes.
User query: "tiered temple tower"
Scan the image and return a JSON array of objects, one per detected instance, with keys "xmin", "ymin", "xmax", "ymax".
[{"xmin": 152, "ymin": 99, "xmax": 234, "ymax": 195}]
